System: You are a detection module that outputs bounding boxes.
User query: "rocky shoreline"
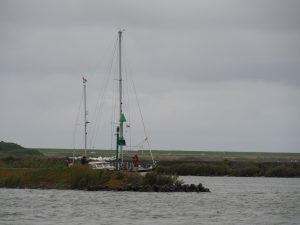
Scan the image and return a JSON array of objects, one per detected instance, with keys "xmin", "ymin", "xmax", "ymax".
[
  {"xmin": 0, "ymin": 164, "xmax": 211, "ymax": 192},
  {"xmin": 86, "ymin": 183, "xmax": 210, "ymax": 192}
]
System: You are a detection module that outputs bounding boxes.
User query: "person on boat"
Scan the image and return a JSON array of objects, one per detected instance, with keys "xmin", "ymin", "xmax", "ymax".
[
  {"xmin": 81, "ymin": 156, "xmax": 87, "ymax": 165},
  {"xmin": 132, "ymin": 154, "xmax": 140, "ymax": 168}
]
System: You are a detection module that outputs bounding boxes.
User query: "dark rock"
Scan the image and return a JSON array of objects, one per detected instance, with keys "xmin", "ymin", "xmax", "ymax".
[
  {"xmin": 132, "ymin": 185, "xmax": 139, "ymax": 191},
  {"xmin": 153, "ymin": 184, "xmax": 160, "ymax": 192},
  {"xmin": 124, "ymin": 184, "xmax": 132, "ymax": 191},
  {"xmin": 88, "ymin": 185, "xmax": 106, "ymax": 191},
  {"xmin": 204, "ymin": 188, "xmax": 210, "ymax": 192},
  {"xmin": 160, "ymin": 185, "xmax": 170, "ymax": 192},
  {"xmin": 137, "ymin": 186, "xmax": 144, "ymax": 192},
  {"xmin": 86, "ymin": 183, "xmax": 210, "ymax": 192},
  {"xmin": 189, "ymin": 184, "xmax": 197, "ymax": 191},
  {"xmin": 169, "ymin": 185, "xmax": 176, "ymax": 192},
  {"xmin": 182, "ymin": 184, "xmax": 189, "ymax": 192}
]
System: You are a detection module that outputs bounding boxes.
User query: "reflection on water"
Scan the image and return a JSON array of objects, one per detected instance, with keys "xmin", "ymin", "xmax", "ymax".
[{"xmin": 1, "ymin": 177, "xmax": 299, "ymax": 225}]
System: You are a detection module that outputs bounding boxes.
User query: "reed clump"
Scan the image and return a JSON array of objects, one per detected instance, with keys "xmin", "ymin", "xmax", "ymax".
[{"xmin": 0, "ymin": 165, "xmax": 183, "ymax": 190}]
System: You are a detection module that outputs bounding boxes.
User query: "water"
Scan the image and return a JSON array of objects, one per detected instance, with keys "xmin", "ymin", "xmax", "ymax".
[{"xmin": 0, "ymin": 177, "xmax": 299, "ymax": 225}]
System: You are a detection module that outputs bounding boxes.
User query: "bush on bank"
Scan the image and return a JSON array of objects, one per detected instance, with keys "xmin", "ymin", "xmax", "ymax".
[
  {"xmin": 156, "ymin": 161, "xmax": 300, "ymax": 177},
  {"xmin": 0, "ymin": 157, "xmax": 66, "ymax": 169},
  {"xmin": 0, "ymin": 165, "xmax": 182, "ymax": 189}
]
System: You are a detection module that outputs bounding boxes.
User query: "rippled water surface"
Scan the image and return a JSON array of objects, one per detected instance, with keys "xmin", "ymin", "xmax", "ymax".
[{"xmin": 1, "ymin": 177, "xmax": 299, "ymax": 225}]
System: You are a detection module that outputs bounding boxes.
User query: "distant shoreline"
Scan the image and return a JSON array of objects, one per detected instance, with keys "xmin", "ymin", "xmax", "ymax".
[{"xmin": 1, "ymin": 142, "xmax": 299, "ymax": 178}]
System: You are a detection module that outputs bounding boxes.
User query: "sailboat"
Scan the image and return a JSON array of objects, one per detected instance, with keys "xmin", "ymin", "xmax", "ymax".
[
  {"xmin": 114, "ymin": 30, "xmax": 156, "ymax": 172},
  {"xmin": 73, "ymin": 30, "xmax": 156, "ymax": 172}
]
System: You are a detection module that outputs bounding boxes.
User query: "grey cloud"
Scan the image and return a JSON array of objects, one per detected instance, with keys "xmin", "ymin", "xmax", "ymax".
[
  {"xmin": 0, "ymin": 0, "xmax": 299, "ymax": 152},
  {"xmin": 1, "ymin": 0, "xmax": 300, "ymax": 31}
]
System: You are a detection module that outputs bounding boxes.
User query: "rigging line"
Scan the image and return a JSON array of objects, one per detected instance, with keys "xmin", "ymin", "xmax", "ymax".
[
  {"xmin": 110, "ymin": 79, "xmax": 114, "ymax": 150},
  {"xmin": 110, "ymin": 51, "xmax": 120, "ymax": 150},
  {"xmin": 89, "ymin": 37, "xmax": 118, "ymax": 148},
  {"xmin": 123, "ymin": 43, "xmax": 149, "ymax": 139},
  {"xmin": 89, "ymin": 38, "xmax": 118, "ymax": 149},
  {"xmin": 72, "ymin": 88, "xmax": 84, "ymax": 150},
  {"xmin": 127, "ymin": 137, "xmax": 148, "ymax": 149},
  {"xmin": 110, "ymin": 78, "xmax": 117, "ymax": 150},
  {"xmin": 90, "ymin": 39, "xmax": 118, "ymax": 149},
  {"xmin": 111, "ymin": 55, "xmax": 119, "ymax": 150},
  {"xmin": 123, "ymin": 41, "xmax": 155, "ymax": 164},
  {"xmin": 86, "ymin": 36, "xmax": 118, "ymax": 148},
  {"xmin": 123, "ymin": 47, "xmax": 132, "ymax": 152},
  {"xmin": 90, "ymin": 62, "xmax": 116, "ymax": 149}
]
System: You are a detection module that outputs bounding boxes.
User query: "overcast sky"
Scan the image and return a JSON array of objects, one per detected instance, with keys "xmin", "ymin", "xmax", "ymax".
[{"xmin": 0, "ymin": 0, "xmax": 299, "ymax": 152}]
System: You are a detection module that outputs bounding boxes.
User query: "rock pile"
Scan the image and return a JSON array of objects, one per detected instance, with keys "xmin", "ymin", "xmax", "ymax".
[{"xmin": 86, "ymin": 183, "xmax": 210, "ymax": 192}]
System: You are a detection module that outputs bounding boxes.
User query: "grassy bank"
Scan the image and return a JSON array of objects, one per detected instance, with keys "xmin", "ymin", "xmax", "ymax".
[
  {"xmin": 35, "ymin": 148, "xmax": 300, "ymax": 162},
  {"xmin": 0, "ymin": 156, "xmax": 181, "ymax": 190},
  {"xmin": 1, "ymin": 157, "xmax": 299, "ymax": 178},
  {"xmin": 1, "ymin": 142, "xmax": 299, "ymax": 178},
  {"xmin": 0, "ymin": 165, "xmax": 180, "ymax": 190},
  {"xmin": 2, "ymin": 141, "xmax": 299, "ymax": 162},
  {"xmin": 0, "ymin": 141, "xmax": 43, "ymax": 158},
  {"xmin": 156, "ymin": 161, "xmax": 300, "ymax": 177}
]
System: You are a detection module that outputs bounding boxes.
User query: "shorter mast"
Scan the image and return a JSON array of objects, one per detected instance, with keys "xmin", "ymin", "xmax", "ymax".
[{"xmin": 83, "ymin": 76, "xmax": 88, "ymax": 157}]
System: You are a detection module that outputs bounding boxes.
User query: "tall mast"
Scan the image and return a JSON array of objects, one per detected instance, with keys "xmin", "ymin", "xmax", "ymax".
[
  {"xmin": 83, "ymin": 76, "xmax": 88, "ymax": 157},
  {"xmin": 116, "ymin": 29, "xmax": 126, "ymax": 170},
  {"xmin": 118, "ymin": 30, "xmax": 124, "ymax": 167}
]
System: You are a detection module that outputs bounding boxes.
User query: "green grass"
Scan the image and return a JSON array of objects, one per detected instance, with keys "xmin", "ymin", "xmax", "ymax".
[
  {"xmin": 0, "ymin": 165, "xmax": 181, "ymax": 189},
  {"xmin": 34, "ymin": 148, "xmax": 300, "ymax": 162},
  {"xmin": 33, "ymin": 148, "xmax": 115, "ymax": 158},
  {"xmin": 1, "ymin": 148, "xmax": 299, "ymax": 178},
  {"xmin": 156, "ymin": 161, "xmax": 300, "ymax": 177},
  {"xmin": 2, "ymin": 139, "xmax": 298, "ymax": 163},
  {"xmin": 151, "ymin": 150, "xmax": 300, "ymax": 158},
  {"xmin": 0, "ymin": 141, "xmax": 43, "ymax": 158},
  {"xmin": 0, "ymin": 141, "xmax": 25, "ymax": 150}
]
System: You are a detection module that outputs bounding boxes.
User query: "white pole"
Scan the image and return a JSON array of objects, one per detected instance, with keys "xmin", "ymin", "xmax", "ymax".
[{"xmin": 83, "ymin": 77, "xmax": 87, "ymax": 157}]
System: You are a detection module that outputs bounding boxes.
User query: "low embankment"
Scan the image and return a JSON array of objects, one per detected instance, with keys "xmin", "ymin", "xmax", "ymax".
[
  {"xmin": 0, "ymin": 159, "xmax": 209, "ymax": 192},
  {"xmin": 0, "ymin": 141, "xmax": 43, "ymax": 158},
  {"xmin": 1, "ymin": 142, "xmax": 299, "ymax": 178},
  {"xmin": 156, "ymin": 161, "xmax": 300, "ymax": 177}
]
